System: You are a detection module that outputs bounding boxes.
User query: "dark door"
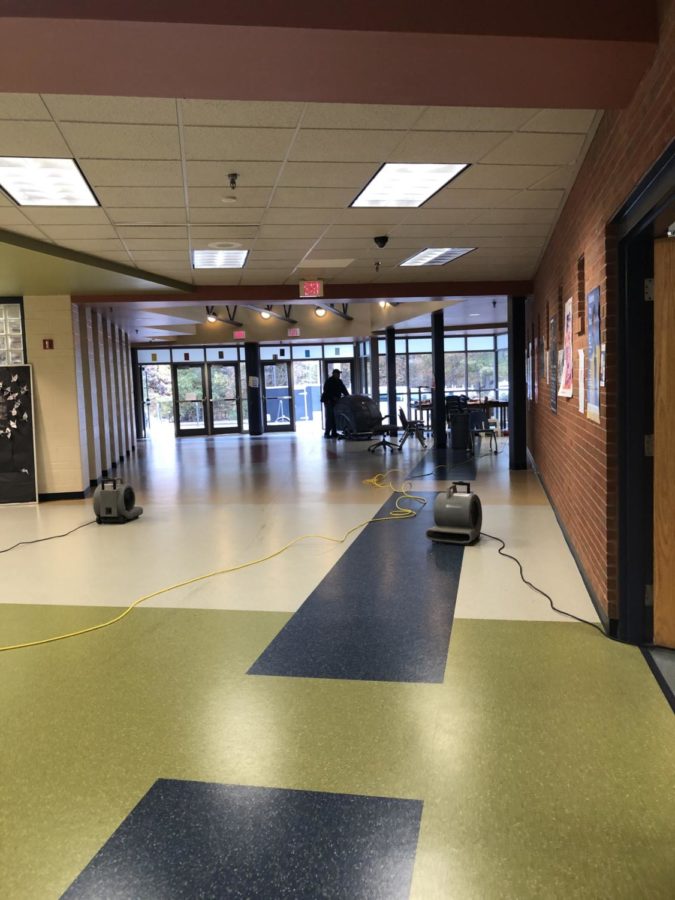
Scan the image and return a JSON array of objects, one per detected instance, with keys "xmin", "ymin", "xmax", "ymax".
[{"xmin": 207, "ymin": 362, "xmax": 241, "ymax": 433}]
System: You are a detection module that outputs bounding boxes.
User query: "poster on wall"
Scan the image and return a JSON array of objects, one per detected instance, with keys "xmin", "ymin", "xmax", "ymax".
[
  {"xmin": 578, "ymin": 350, "xmax": 585, "ymax": 413},
  {"xmin": 586, "ymin": 287, "xmax": 601, "ymax": 422},
  {"xmin": 534, "ymin": 338, "xmax": 538, "ymax": 402},
  {"xmin": 526, "ymin": 341, "xmax": 532, "ymax": 400},
  {"xmin": 558, "ymin": 297, "xmax": 574, "ymax": 397},
  {"xmin": 549, "ymin": 316, "xmax": 558, "ymax": 413},
  {"xmin": 0, "ymin": 365, "xmax": 37, "ymax": 504}
]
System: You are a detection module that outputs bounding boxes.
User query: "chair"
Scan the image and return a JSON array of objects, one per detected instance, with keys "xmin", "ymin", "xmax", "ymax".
[
  {"xmin": 368, "ymin": 415, "xmax": 399, "ymax": 452},
  {"xmin": 397, "ymin": 408, "xmax": 427, "ymax": 449},
  {"xmin": 469, "ymin": 408, "xmax": 498, "ymax": 454},
  {"xmin": 445, "ymin": 396, "xmax": 472, "ymax": 451}
]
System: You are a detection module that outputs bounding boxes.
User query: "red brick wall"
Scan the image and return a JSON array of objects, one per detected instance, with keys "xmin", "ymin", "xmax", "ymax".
[{"xmin": 527, "ymin": 0, "xmax": 675, "ymax": 619}]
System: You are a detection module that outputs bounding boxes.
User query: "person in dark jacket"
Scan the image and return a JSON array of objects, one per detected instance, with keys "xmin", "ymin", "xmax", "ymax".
[{"xmin": 321, "ymin": 369, "xmax": 349, "ymax": 438}]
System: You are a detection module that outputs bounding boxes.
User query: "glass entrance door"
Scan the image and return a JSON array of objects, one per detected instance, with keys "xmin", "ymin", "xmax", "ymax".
[
  {"xmin": 173, "ymin": 364, "xmax": 207, "ymax": 435},
  {"xmin": 262, "ymin": 361, "xmax": 295, "ymax": 431},
  {"xmin": 207, "ymin": 363, "xmax": 241, "ymax": 433},
  {"xmin": 322, "ymin": 359, "xmax": 354, "ymax": 394}
]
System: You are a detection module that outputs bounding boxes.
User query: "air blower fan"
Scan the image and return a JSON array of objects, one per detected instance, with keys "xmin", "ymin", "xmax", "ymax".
[
  {"xmin": 427, "ymin": 481, "xmax": 481, "ymax": 545},
  {"xmin": 93, "ymin": 479, "xmax": 143, "ymax": 524}
]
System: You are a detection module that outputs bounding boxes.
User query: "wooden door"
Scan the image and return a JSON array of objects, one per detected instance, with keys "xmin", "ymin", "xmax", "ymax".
[{"xmin": 654, "ymin": 238, "xmax": 675, "ymax": 648}]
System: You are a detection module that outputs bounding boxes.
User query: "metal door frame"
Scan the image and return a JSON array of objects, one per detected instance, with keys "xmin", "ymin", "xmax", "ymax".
[
  {"xmin": 206, "ymin": 361, "xmax": 242, "ymax": 434},
  {"xmin": 172, "ymin": 362, "xmax": 208, "ymax": 436},
  {"xmin": 262, "ymin": 360, "xmax": 295, "ymax": 431}
]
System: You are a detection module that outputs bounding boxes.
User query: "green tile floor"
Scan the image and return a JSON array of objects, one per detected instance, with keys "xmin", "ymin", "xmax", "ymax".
[{"xmin": 1, "ymin": 604, "xmax": 673, "ymax": 899}]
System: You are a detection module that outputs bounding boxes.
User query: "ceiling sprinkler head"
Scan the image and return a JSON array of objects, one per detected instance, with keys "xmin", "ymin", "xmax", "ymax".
[{"xmin": 375, "ymin": 260, "xmax": 381, "ymax": 273}]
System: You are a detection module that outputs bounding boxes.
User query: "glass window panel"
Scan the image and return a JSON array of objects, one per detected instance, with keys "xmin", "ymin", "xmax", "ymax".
[
  {"xmin": 5, "ymin": 305, "xmax": 21, "ymax": 319},
  {"xmin": 408, "ymin": 338, "xmax": 432, "ymax": 353},
  {"xmin": 0, "ymin": 319, "xmax": 5, "ymax": 335},
  {"xmin": 467, "ymin": 336, "xmax": 494, "ymax": 351},
  {"xmin": 444, "ymin": 337, "xmax": 465, "ymax": 351},
  {"xmin": 260, "ymin": 346, "xmax": 289, "ymax": 360},
  {"xmin": 497, "ymin": 333, "xmax": 509, "ymax": 349},
  {"xmin": 378, "ymin": 339, "xmax": 387, "ymax": 354},
  {"xmin": 291, "ymin": 344, "xmax": 322, "ymax": 359},
  {"xmin": 323, "ymin": 343, "xmax": 354, "ymax": 358},
  {"xmin": 137, "ymin": 349, "xmax": 171, "ymax": 363},
  {"xmin": 467, "ymin": 350, "xmax": 496, "ymax": 399},
  {"xmin": 497, "ymin": 348, "xmax": 509, "ymax": 400},
  {"xmin": 171, "ymin": 348, "xmax": 205, "ymax": 362},
  {"xmin": 395, "ymin": 339, "xmax": 406, "ymax": 353},
  {"xmin": 206, "ymin": 347, "xmax": 238, "ymax": 361}
]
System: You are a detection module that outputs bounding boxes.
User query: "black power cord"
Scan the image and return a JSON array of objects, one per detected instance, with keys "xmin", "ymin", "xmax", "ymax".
[{"xmin": 0, "ymin": 520, "xmax": 97, "ymax": 555}]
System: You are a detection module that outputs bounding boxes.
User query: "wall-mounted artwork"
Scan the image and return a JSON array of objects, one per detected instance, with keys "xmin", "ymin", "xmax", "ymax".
[
  {"xmin": 586, "ymin": 287, "xmax": 601, "ymax": 422},
  {"xmin": 549, "ymin": 316, "xmax": 558, "ymax": 413},
  {"xmin": 558, "ymin": 298, "xmax": 574, "ymax": 397},
  {"xmin": 0, "ymin": 365, "xmax": 37, "ymax": 503}
]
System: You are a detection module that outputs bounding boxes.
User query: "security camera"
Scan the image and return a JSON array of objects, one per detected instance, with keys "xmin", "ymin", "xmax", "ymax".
[{"xmin": 373, "ymin": 235, "xmax": 389, "ymax": 249}]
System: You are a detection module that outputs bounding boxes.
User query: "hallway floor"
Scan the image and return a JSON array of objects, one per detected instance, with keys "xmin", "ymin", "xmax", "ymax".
[{"xmin": 1, "ymin": 434, "xmax": 673, "ymax": 898}]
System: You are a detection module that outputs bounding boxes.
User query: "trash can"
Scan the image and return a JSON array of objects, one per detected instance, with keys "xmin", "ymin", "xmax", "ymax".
[{"xmin": 449, "ymin": 412, "xmax": 470, "ymax": 450}]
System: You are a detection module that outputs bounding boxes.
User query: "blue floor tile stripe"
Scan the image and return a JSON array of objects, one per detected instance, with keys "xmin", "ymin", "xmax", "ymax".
[
  {"xmin": 62, "ymin": 780, "xmax": 423, "ymax": 900},
  {"xmin": 407, "ymin": 446, "xmax": 478, "ymax": 480},
  {"xmin": 249, "ymin": 491, "xmax": 463, "ymax": 683}
]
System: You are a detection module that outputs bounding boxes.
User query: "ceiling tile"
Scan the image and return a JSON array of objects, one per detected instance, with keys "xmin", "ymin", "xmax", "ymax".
[
  {"xmin": 0, "ymin": 208, "xmax": 32, "ymax": 226},
  {"xmin": 191, "ymin": 238, "xmax": 253, "ymax": 250},
  {"xmin": 122, "ymin": 239, "xmax": 190, "ymax": 251},
  {"xmin": 290, "ymin": 130, "xmax": 402, "ymax": 162},
  {"xmin": 263, "ymin": 208, "xmax": 339, "ymax": 225},
  {"xmin": 41, "ymin": 224, "xmax": 118, "ymax": 240},
  {"xmin": 79, "ymin": 159, "xmax": 183, "ymax": 187},
  {"xmin": 529, "ymin": 168, "xmax": 577, "ymax": 190},
  {"xmin": 239, "ymin": 270, "xmax": 291, "ymax": 284},
  {"xmin": 449, "ymin": 164, "xmax": 560, "ymax": 190},
  {"xmin": 0, "ymin": 94, "xmax": 51, "ymax": 120},
  {"xmin": 470, "ymin": 208, "xmax": 558, "ymax": 225},
  {"xmin": 107, "ymin": 208, "xmax": 187, "ymax": 225},
  {"xmin": 325, "ymin": 223, "xmax": 406, "ymax": 239},
  {"xmin": 427, "ymin": 223, "xmax": 551, "ymax": 237},
  {"xmin": 192, "ymin": 269, "xmax": 242, "ymax": 284},
  {"xmin": 81, "ymin": 250, "xmax": 133, "ymax": 262},
  {"xmin": 60, "ymin": 123, "xmax": 180, "ymax": 159},
  {"xmin": 398, "ymin": 208, "xmax": 480, "ymax": 225},
  {"xmin": 253, "ymin": 238, "xmax": 314, "ymax": 251},
  {"xmin": 117, "ymin": 226, "xmax": 188, "ymax": 239},
  {"xmin": 188, "ymin": 186, "xmax": 271, "ymax": 207},
  {"xmin": 248, "ymin": 250, "xmax": 306, "ymax": 260},
  {"xmin": 183, "ymin": 127, "xmax": 295, "ymax": 160},
  {"xmin": 186, "ymin": 160, "xmax": 281, "ymax": 186},
  {"xmin": 271, "ymin": 187, "xmax": 355, "ymax": 208},
  {"xmin": 335, "ymin": 208, "xmax": 411, "ymax": 225},
  {"xmin": 245, "ymin": 259, "xmax": 299, "ymax": 269},
  {"xmin": 96, "ymin": 186, "xmax": 185, "ymax": 208},
  {"xmin": 480, "ymin": 132, "xmax": 587, "ymax": 165},
  {"xmin": 258, "ymin": 224, "xmax": 324, "ymax": 239},
  {"xmin": 1, "ymin": 224, "xmax": 49, "ymax": 240},
  {"xmin": 0, "ymin": 121, "xmax": 71, "ymax": 156},
  {"xmin": 278, "ymin": 161, "xmax": 378, "ymax": 189},
  {"xmin": 498, "ymin": 190, "xmax": 565, "ymax": 209},
  {"xmin": 427, "ymin": 188, "xmax": 518, "ymax": 208},
  {"xmin": 189, "ymin": 225, "xmax": 258, "ymax": 240},
  {"xmin": 129, "ymin": 250, "xmax": 191, "ymax": 260},
  {"xmin": 61, "ymin": 239, "xmax": 127, "ymax": 252},
  {"xmin": 302, "ymin": 103, "xmax": 421, "ymax": 130},
  {"xmin": 413, "ymin": 107, "xmax": 536, "ymax": 131},
  {"xmin": 180, "ymin": 100, "xmax": 303, "ymax": 128},
  {"xmin": 188, "ymin": 207, "xmax": 264, "ymax": 225},
  {"xmin": 22, "ymin": 207, "xmax": 111, "ymax": 225},
  {"xmin": 388, "ymin": 131, "xmax": 507, "ymax": 163},
  {"xmin": 43, "ymin": 95, "xmax": 178, "ymax": 124},
  {"xmin": 522, "ymin": 109, "xmax": 597, "ymax": 133}
]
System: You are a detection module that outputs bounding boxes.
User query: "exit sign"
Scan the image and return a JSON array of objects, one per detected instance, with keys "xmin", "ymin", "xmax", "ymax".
[
  {"xmin": 300, "ymin": 279, "xmax": 323, "ymax": 298},
  {"xmin": 233, "ymin": 329, "xmax": 246, "ymax": 340}
]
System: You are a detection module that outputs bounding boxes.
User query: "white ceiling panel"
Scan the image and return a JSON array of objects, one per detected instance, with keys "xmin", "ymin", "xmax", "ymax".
[
  {"xmin": 271, "ymin": 187, "xmax": 355, "ymax": 208},
  {"xmin": 258, "ymin": 224, "xmax": 325, "ymax": 239},
  {"xmin": 470, "ymin": 208, "xmax": 558, "ymax": 225},
  {"xmin": 96, "ymin": 186, "xmax": 186, "ymax": 208},
  {"xmin": 249, "ymin": 249, "xmax": 307, "ymax": 260},
  {"xmin": 0, "ymin": 208, "xmax": 32, "ymax": 226},
  {"xmin": 290, "ymin": 131, "xmax": 402, "ymax": 162},
  {"xmin": 129, "ymin": 250, "xmax": 191, "ymax": 260},
  {"xmin": 192, "ymin": 269, "xmax": 242, "ymax": 284},
  {"xmin": 1, "ymin": 224, "xmax": 49, "ymax": 240},
  {"xmin": 426, "ymin": 188, "xmax": 518, "ymax": 208},
  {"xmin": 240, "ymin": 270, "xmax": 294, "ymax": 284},
  {"xmin": 412, "ymin": 107, "xmax": 536, "ymax": 132},
  {"xmin": 180, "ymin": 99, "xmax": 303, "ymax": 128},
  {"xmin": 60, "ymin": 123, "xmax": 181, "ymax": 159},
  {"xmin": 0, "ymin": 120, "xmax": 71, "ymax": 156},
  {"xmin": 79, "ymin": 159, "xmax": 184, "ymax": 187},
  {"xmin": 529, "ymin": 168, "xmax": 577, "ymax": 190},
  {"xmin": 302, "ymin": 103, "xmax": 421, "ymax": 130},
  {"xmin": 188, "ymin": 186, "xmax": 272, "ymax": 207},
  {"xmin": 186, "ymin": 160, "xmax": 282, "ymax": 186},
  {"xmin": 388, "ymin": 131, "xmax": 508, "ymax": 163},
  {"xmin": 253, "ymin": 238, "xmax": 314, "ymax": 251},
  {"xmin": 522, "ymin": 109, "xmax": 597, "ymax": 133},
  {"xmin": 325, "ymin": 223, "xmax": 408, "ymax": 238},
  {"xmin": 448, "ymin": 164, "xmax": 560, "ymax": 190},
  {"xmin": 0, "ymin": 94, "xmax": 51, "ymax": 120},
  {"xmin": 398, "ymin": 208, "xmax": 480, "ymax": 225},
  {"xmin": 335, "ymin": 208, "xmax": 410, "ymax": 225},
  {"xmin": 122, "ymin": 239, "xmax": 190, "ymax": 251},
  {"xmin": 188, "ymin": 225, "xmax": 258, "ymax": 240},
  {"xmin": 191, "ymin": 238, "xmax": 253, "ymax": 250},
  {"xmin": 481, "ymin": 132, "xmax": 587, "ymax": 165},
  {"xmin": 117, "ymin": 226, "xmax": 188, "ymax": 239},
  {"xmin": 41, "ymin": 224, "xmax": 118, "ymax": 240},
  {"xmin": 245, "ymin": 259, "xmax": 302, "ymax": 269},
  {"xmin": 44, "ymin": 95, "xmax": 178, "ymax": 124},
  {"xmin": 22, "ymin": 207, "xmax": 112, "ymax": 225},
  {"xmin": 278, "ymin": 161, "xmax": 378, "ymax": 188},
  {"xmin": 263, "ymin": 208, "xmax": 340, "ymax": 225},
  {"xmin": 62, "ymin": 239, "xmax": 127, "ymax": 252},
  {"xmin": 497, "ymin": 190, "xmax": 565, "ymax": 208},
  {"xmin": 188, "ymin": 207, "xmax": 264, "ymax": 224},
  {"xmin": 107, "ymin": 208, "xmax": 187, "ymax": 225},
  {"xmin": 183, "ymin": 127, "xmax": 295, "ymax": 161}
]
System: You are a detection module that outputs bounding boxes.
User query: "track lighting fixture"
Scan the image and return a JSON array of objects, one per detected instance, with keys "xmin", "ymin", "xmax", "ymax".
[
  {"xmin": 260, "ymin": 310, "xmax": 272, "ymax": 320},
  {"xmin": 206, "ymin": 306, "xmax": 217, "ymax": 323},
  {"xmin": 314, "ymin": 307, "xmax": 327, "ymax": 318}
]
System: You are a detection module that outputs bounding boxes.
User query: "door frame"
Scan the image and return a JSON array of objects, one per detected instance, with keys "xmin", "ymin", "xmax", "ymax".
[
  {"xmin": 172, "ymin": 362, "xmax": 208, "ymax": 436},
  {"xmin": 206, "ymin": 361, "xmax": 242, "ymax": 434},
  {"xmin": 262, "ymin": 360, "xmax": 295, "ymax": 432}
]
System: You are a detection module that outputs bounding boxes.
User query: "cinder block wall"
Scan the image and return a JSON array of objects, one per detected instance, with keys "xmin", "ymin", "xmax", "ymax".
[{"xmin": 526, "ymin": 1, "xmax": 675, "ymax": 619}]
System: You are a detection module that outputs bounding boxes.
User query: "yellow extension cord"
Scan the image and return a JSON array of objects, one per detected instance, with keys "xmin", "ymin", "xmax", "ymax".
[{"xmin": 0, "ymin": 469, "xmax": 426, "ymax": 653}]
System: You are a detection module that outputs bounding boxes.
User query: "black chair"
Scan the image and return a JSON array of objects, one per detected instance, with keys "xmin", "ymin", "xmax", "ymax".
[
  {"xmin": 469, "ymin": 407, "xmax": 498, "ymax": 454},
  {"xmin": 397, "ymin": 408, "xmax": 426, "ymax": 449},
  {"xmin": 368, "ymin": 415, "xmax": 399, "ymax": 452}
]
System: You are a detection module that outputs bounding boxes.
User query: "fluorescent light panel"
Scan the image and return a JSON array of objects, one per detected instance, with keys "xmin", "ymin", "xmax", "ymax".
[
  {"xmin": 400, "ymin": 247, "xmax": 475, "ymax": 267},
  {"xmin": 0, "ymin": 157, "xmax": 98, "ymax": 206},
  {"xmin": 193, "ymin": 249, "xmax": 248, "ymax": 269},
  {"xmin": 351, "ymin": 163, "xmax": 468, "ymax": 208}
]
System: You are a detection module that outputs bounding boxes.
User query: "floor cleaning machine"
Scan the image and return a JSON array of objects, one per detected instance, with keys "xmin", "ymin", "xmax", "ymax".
[{"xmin": 426, "ymin": 481, "xmax": 482, "ymax": 545}]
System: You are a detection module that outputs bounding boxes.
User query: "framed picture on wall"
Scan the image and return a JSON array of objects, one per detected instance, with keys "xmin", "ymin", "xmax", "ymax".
[
  {"xmin": 558, "ymin": 297, "xmax": 574, "ymax": 397},
  {"xmin": 549, "ymin": 316, "xmax": 558, "ymax": 413},
  {"xmin": 586, "ymin": 287, "xmax": 601, "ymax": 422},
  {"xmin": 0, "ymin": 365, "xmax": 37, "ymax": 504}
]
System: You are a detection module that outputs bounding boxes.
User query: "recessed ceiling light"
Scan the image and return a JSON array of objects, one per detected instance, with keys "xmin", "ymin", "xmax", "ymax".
[
  {"xmin": 351, "ymin": 163, "xmax": 468, "ymax": 208},
  {"xmin": 400, "ymin": 247, "xmax": 475, "ymax": 267},
  {"xmin": 207, "ymin": 240, "xmax": 242, "ymax": 250},
  {"xmin": 192, "ymin": 249, "xmax": 248, "ymax": 269},
  {"xmin": 0, "ymin": 157, "xmax": 98, "ymax": 206}
]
